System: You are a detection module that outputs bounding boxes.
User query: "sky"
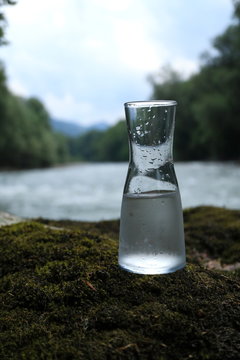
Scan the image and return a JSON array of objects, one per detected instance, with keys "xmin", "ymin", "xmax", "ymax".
[{"xmin": 1, "ymin": 0, "xmax": 234, "ymax": 126}]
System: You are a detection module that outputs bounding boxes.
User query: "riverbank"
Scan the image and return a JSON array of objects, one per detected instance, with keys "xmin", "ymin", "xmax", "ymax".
[{"xmin": 0, "ymin": 206, "xmax": 239, "ymax": 359}]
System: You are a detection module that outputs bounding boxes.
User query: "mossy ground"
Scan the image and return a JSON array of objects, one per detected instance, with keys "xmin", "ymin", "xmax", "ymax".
[{"xmin": 0, "ymin": 206, "xmax": 239, "ymax": 359}]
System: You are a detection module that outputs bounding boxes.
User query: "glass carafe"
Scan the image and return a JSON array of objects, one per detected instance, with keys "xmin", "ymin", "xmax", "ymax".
[{"xmin": 118, "ymin": 100, "xmax": 186, "ymax": 274}]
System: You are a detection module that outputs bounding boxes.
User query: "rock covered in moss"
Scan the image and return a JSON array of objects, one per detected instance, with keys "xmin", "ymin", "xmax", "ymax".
[
  {"xmin": 184, "ymin": 206, "xmax": 240, "ymax": 268},
  {"xmin": 0, "ymin": 207, "xmax": 239, "ymax": 359},
  {"xmin": 0, "ymin": 211, "xmax": 25, "ymax": 227}
]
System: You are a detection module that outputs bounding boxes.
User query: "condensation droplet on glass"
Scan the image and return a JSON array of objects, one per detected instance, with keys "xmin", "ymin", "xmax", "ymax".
[{"xmin": 119, "ymin": 100, "xmax": 186, "ymax": 275}]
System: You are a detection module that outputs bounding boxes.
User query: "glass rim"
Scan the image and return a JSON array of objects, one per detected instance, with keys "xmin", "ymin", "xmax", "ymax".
[{"xmin": 124, "ymin": 100, "xmax": 177, "ymax": 107}]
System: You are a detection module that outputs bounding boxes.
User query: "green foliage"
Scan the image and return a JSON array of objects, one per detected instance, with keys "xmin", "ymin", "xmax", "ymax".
[
  {"xmin": 68, "ymin": 121, "xmax": 128, "ymax": 162},
  {"xmin": 70, "ymin": 0, "xmax": 240, "ymax": 163},
  {"xmin": 150, "ymin": 0, "xmax": 240, "ymax": 161},
  {"xmin": 1, "ymin": 1, "xmax": 240, "ymax": 166},
  {"xmin": 95, "ymin": 120, "xmax": 128, "ymax": 161},
  {"xmin": 0, "ymin": 92, "xmax": 69, "ymax": 168},
  {"xmin": 70, "ymin": 129, "xmax": 104, "ymax": 161},
  {"xmin": 0, "ymin": 0, "xmax": 70, "ymax": 169},
  {"xmin": 26, "ymin": 97, "xmax": 51, "ymax": 130},
  {"xmin": 0, "ymin": 0, "xmax": 16, "ymax": 46}
]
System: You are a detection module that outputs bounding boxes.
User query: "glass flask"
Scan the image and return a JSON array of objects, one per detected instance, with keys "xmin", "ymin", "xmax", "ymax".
[{"xmin": 118, "ymin": 100, "xmax": 186, "ymax": 274}]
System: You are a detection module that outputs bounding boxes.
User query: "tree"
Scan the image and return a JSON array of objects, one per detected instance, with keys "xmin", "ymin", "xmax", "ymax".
[
  {"xmin": 149, "ymin": 68, "xmax": 201, "ymax": 160},
  {"xmin": 26, "ymin": 97, "xmax": 52, "ymax": 130},
  {"xmin": 0, "ymin": 1, "xmax": 70, "ymax": 168},
  {"xmin": 0, "ymin": 0, "xmax": 16, "ymax": 46},
  {"xmin": 150, "ymin": 0, "xmax": 240, "ymax": 161},
  {"xmin": 0, "ymin": 94, "xmax": 59, "ymax": 168},
  {"xmin": 95, "ymin": 121, "xmax": 128, "ymax": 161}
]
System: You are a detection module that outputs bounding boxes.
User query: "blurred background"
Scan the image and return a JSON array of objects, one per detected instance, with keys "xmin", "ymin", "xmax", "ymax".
[{"xmin": 0, "ymin": 0, "xmax": 240, "ymax": 220}]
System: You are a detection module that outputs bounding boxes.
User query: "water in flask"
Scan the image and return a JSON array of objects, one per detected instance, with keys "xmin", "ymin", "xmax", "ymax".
[{"xmin": 119, "ymin": 190, "xmax": 185, "ymax": 274}]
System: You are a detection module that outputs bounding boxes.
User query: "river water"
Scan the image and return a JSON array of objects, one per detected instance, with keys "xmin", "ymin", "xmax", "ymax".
[{"xmin": 0, "ymin": 162, "xmax": 239, "ymax": 221}]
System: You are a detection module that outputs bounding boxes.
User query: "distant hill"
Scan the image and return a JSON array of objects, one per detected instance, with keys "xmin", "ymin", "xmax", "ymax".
[{"xmin": 51, "ymin": 119, "xmax": 109, "ymax": 137}]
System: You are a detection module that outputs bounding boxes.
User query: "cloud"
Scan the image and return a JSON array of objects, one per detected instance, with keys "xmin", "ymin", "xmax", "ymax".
[
  {"xmin": 44, "ymin": 93, "xmax": 94, "ymax": 125},
  {"xmin": 113, "ymin": 18, "xmax": 165, "ymax": 72},
  {"xmin": 171, "ymin": 58, "xmax": 199, "ymax": 78},
  {"xmin": 8, "ymin": 78, "xmax": 29, "ymax": 97},
  {"xmin": 43, "ymin": 92, "xmax": 126, "ymax": 125},
  {"xmin": 2, "ymin": 0, "xmax": 233, "ymax": 125}
]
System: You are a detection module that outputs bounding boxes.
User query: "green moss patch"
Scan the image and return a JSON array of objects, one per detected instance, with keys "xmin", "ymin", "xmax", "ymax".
[
  {"xmin": 0, "ymin": 207, "xmax": 240, "ymax": 359},
  {"xmin": 184, "ymin": 206, "xmax": 240, "ymax": 265}
]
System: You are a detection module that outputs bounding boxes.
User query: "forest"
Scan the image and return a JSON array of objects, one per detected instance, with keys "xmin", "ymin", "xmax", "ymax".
[{"xmin": 0, "ymin": 0, "xmax": 240, "ymax": 168}]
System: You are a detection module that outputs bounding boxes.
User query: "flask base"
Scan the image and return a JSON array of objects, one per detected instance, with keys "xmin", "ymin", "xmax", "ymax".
[{"xmin": 118, "ymin": 254, "xmax": 186, "ymax": 275}]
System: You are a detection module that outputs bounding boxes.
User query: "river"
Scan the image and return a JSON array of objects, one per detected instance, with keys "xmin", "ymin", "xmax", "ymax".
[{"xmin": 0, "ymin": 162, "xmax": 239, "ymax": 221}]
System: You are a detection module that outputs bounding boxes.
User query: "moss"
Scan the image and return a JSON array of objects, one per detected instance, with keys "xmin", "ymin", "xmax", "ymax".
[
  {"xmin": 184, "ymin": 206, "xmax": 240, "ymax": 265},
  {"xmin": 0, "ymin": 207, "xmax": 239, "ymax": 359}
]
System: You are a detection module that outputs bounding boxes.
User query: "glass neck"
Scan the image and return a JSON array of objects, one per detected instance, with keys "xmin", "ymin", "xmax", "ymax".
[{"xmin": 125, "ymin": 101, "xmax": 176, "ymax": 170}]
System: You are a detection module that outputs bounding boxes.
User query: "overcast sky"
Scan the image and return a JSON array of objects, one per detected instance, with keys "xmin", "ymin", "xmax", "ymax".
[{"xmin": 1, "ymin": 0, "xmax": 233, "ymax": 126}]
